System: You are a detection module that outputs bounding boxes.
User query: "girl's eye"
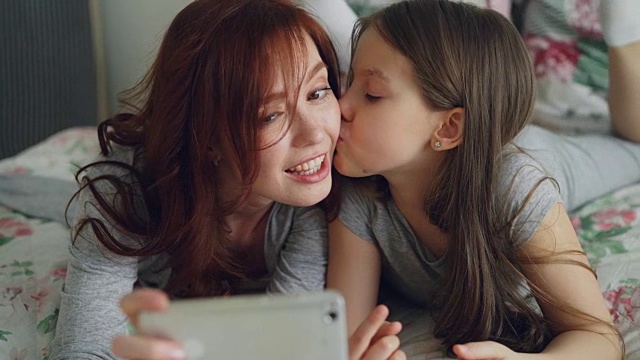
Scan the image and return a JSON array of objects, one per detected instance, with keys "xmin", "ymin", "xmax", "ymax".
[
  {"xmin": 365, "ymin": 93, "xmax": 381, "ymax": 101},
  {"xmin": 308, "ymin": 87, "xmax": 332, "ymax": 101}
]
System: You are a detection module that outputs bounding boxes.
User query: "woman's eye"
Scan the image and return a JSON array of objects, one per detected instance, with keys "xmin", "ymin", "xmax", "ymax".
[
  {"xmin": 308, "ymin": 87, "xmax": 332, "ymax": 101},
  {"xmin": 264, "ymin": 112, "xmax": 283, "ymax": 124}
]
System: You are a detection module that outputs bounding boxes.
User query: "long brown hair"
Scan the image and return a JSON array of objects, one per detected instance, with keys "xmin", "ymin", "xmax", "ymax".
[
  {"xmin": 71, "ymin": 0, "xmax": 339, "ymax": 297},
  {"xmin": 351, "ymin": 0, "xmax": 622, "ymax": 354}
]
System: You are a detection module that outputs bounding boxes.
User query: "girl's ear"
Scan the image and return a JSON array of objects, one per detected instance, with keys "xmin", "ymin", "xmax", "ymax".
[{"xmin": 432, "ymin": 107, "xmax": 464, "ymax": 151}]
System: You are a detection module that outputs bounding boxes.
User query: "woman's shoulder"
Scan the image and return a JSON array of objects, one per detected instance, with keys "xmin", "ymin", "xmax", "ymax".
[
  {"xmin": 83, "ymin": 144, "xmax": 142, "ymax": 179},
  {"xmin": 272, "ymin": 202, "xmax": 326, "ymax": 221}
]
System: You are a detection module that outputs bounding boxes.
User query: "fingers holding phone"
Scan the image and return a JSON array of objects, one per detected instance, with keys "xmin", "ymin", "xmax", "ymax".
[{"xmin": 112, "ymin": 288, "xmax": 186, "ymax": 360}]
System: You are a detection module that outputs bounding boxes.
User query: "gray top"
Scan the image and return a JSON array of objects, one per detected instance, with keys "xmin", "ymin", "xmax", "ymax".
[
  {"xmin": 338, "ymin": 147, "xmax": 562, "ymax": 307},
  {"xmin": 50, "ymin": 146, "xmax": 328, "ymax": 360}
]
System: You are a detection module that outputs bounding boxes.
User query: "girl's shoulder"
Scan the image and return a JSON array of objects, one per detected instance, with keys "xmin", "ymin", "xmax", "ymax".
[
  {"xmin": 497, "ymin": 145, "xmax": 562, "ymax": 208},
  {"xmin": 497, "ymin": 145, "xmax": 564, "ymax": 246},
  {"xmin": 497, "ymin": 145, "xmax": 551, "ymax": 187},
  {"xmin": 339, "ymin": 177, "xmax": 387, "ymax": 213}
]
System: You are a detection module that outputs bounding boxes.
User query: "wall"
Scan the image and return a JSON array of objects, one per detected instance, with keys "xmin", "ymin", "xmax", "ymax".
[{"xmin": 98, "ymin": 0, "xmax": 191, "ymax": 115}]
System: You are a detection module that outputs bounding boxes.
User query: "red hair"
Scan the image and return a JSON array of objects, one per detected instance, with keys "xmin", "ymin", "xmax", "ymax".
[{"xmin": 73, "ymin": 0, "xmax": 340, "ymax": 297}]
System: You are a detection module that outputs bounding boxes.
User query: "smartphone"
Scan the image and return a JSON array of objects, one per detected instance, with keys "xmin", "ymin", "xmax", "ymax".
[{"xmin": 138, "ymin": 290, "xmax": 348, "ymax": 360}]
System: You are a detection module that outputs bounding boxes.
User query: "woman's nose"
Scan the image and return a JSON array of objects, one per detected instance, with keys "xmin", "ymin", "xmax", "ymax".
[{"xmin": 292, "ymin": 111, "xmax": 324, "ymax": 147}]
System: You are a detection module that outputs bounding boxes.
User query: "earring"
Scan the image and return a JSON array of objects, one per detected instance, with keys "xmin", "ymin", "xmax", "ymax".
[
  {"xmin": 208, "ymin": 147, "xmax": 222, "ymax": 166},
  {"xmin": 434, "ymin": 141, "xmax": 442, "ymax": 149}
]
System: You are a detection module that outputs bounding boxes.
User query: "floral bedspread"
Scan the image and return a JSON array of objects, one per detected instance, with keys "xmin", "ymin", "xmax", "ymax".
[
  {"xmin": 0, "ymin": 127, "xmax": 638, "ymax": 359},
  {"xmin": 0, "ymin": 127, "xmax": 98, "ymax": 360}
]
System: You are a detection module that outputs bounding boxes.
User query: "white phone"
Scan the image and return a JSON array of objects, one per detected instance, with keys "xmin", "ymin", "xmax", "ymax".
[{"xmin": 138, "ymin": 290, "xmax": 348, "ymax": 360}]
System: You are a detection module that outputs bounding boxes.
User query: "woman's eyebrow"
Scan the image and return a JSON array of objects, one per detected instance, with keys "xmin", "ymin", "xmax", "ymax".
[
  {"xmin": 305, "ymin": 61, "xmax": 328, "ymax": 82},
  {"xmin": 263, "ymin": 61, "xmax": 328, "ymax": 103},
  {"xmin": 262, "ymin": 91, "xmax": 287, "ymax": 104}
]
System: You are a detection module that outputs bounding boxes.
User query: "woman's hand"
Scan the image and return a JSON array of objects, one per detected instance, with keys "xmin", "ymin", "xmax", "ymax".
[
  {"xmin": 113, "ymin": 289, "xmax": 405, "ymax": 360},
  {"xmin": 349, "ymin": 305, "xmax": 406, "ymax": 360},
  {"xmin": 111, "ymin": 288, "xmax": 187, "ymax": 360},
  {"xmin": 452, "ymin": 341, "xmax": 521, "ymax": 360}
]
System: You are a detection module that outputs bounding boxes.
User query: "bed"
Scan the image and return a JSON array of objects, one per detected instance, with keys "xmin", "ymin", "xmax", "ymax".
[
  {"xmin": 0, "ymin": 127, "xmax": 638, "ymax": 359},
  {"xmin": 0, "ymin": 127, "xmax": 98, "ymax": 360}
]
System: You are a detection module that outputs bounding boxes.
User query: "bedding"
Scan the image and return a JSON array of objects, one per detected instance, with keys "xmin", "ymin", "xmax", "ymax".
[
  {"xmin": 0, "ymin": 127, "xmax": 638, "ymax": 359},
  {"xmin": 392, "ymin": 183, "xmax": 640, "ymax": 359},
  {"xmin": 0, "ymin": 127, "xmax": 98, "ymax": 360}
]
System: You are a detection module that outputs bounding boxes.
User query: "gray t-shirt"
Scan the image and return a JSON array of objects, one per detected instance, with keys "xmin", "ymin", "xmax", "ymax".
[
  {"xmin": 338, "ymin": 147, "xmax": 562, "ymax": 307},
  {"xmin": 50, "ymin": 146, "xmax": 328, "ymax": 359}
]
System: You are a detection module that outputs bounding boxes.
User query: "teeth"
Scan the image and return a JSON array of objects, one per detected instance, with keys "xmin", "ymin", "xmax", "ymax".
[{"xmin": 288, "ymin": 155, "xmax": 325, "ymax": 175}]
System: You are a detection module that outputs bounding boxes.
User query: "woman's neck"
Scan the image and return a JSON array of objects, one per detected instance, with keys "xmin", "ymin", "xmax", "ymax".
[
  {"xmin": 221, "ymin": 199, "xmax": 274, "ymax": 278},
  {"xmin": 217, "ymin": 164, "xmax": 274, "ymax": 248},
  {"xmin": 224, "ymin": 198, "xmax": 274, "ymax": 248}
]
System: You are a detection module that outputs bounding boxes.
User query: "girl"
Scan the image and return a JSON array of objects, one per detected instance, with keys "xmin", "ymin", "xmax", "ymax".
[
  {"xmin": 298, "ymin": 0, "xmax": 512, "ymax": 75},
  {"xmin": 301, "ymin": 0, "xmax": 640, "ymax": 141},
  {"xmin": 50, "ymin": 1, "xmax": 403, "ymax": 359},
  {"xmin": 328, "ymin": 0, "xmax": 640, "ymax": 359}
]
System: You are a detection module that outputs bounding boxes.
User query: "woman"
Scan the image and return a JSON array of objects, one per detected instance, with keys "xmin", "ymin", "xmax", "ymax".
[{"xmin": 50, "ymin": 1, "xmax": 403, "ymax": 359}]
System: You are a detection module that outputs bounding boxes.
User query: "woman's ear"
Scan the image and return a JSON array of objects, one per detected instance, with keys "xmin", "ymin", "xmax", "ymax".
[
  {"xmin": 207, "ymin": 146, "xmax": 223, "ymax": 166},
  {"xmin": 431, "ymin": 107, "xmax": 464, "ymax": 151}
]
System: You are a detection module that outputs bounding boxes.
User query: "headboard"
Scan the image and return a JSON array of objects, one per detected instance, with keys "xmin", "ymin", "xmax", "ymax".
[{"xmin": 0, "ymin": 0, "xmax": 99, "ymax": 159}]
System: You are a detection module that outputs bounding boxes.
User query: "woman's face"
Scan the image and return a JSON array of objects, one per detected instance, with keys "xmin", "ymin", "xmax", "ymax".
[
  {"xmin": 334, "ymin": 28, "xmax": 443, "ymax": 179},
  {"xmin": 249, "ymin": 34, "xmax": 340, "ymax": 207}
]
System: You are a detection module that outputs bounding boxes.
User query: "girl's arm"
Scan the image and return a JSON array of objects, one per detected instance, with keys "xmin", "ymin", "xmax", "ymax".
[
  {"xmin": 328, "ymin": 219, "xmax": 406, "ymax": 360},
  {"xmin": 521, "ymin": 202, "xmax": 621, "ymax": 359},
  {"xmin": 454, "ymin": 202, "xmax": 622, "ymax": 360},
  {"xmin": 327, "ymin": 219, "xmax": 382, "ymax": 335}
]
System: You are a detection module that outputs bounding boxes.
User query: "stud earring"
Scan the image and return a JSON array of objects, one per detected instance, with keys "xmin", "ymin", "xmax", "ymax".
[
  {"xmin": 208, "ymin": 147, "xmax": 222, "ymax": 166},
  {"xmin": 434, "ymin": 141, "xmax": 442, "ymax": 149}
]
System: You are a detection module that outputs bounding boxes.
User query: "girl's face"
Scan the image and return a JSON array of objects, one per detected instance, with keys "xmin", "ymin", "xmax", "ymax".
[
  {"xmin": 335, "ymin": 28, "xmax": 443, "ymax": 179},
  {"xmin": 249, "ymin": 34, "xmax": 341, "ymax": 207}
]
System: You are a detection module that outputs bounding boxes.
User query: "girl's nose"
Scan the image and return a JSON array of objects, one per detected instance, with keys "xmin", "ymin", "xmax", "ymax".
[{"xmin": 338, "ymin": 95, "xmax": 353, "ymax": 123}]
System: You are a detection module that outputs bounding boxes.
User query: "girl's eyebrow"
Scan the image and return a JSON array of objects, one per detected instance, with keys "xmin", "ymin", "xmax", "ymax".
[{"xmin": 364, "ymin": 68, "xmax": 390, "ymax": 83}]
